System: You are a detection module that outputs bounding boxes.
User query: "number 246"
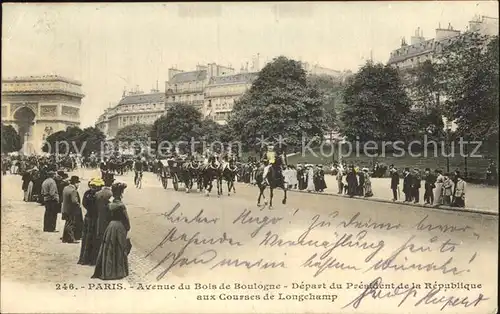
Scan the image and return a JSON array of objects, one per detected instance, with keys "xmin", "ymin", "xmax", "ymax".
[{"xmin": 55, "ymin": 283, "xmax": 76, "ymax": 290}]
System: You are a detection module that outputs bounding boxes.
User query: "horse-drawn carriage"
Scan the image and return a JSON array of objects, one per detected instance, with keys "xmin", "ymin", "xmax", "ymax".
[{"xmin": 159, "ymin": 159, "xmax": 181, "ymax": 191}]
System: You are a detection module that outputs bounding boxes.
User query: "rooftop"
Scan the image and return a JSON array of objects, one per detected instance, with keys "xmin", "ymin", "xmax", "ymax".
[
  {"xmin": 387, "ymin": 36, "xmax": 458, "ymax": 64},
  {"xmin": 2, "ymin": 75, "xmax": 82, "ymax": 86},
  {"xmin": 169, "ymin": 70, "xmax": 207, "ymax": 84},
  {"xmin": 118, "ymin": 92, "xmax": 166, "ymax": 105},
  {"xmin": 207, "ymin": 72, "xmax": 259, "ymax": 86}
]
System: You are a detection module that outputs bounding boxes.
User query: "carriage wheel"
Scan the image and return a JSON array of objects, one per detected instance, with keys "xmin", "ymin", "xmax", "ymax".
[
  {"xmin": 162, "ymin": 176, "xmax": 168, "ymax": 189},
  {"xmin": 172, "ymin": 175, "xmax": 179, "ymax": 191}
]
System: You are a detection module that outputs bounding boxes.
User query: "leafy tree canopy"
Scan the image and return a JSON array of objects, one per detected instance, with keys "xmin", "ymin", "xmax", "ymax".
[
  {"xmin": 151, "ymin": 104, "xmax": 203, "ymax": 154},
  {"xmin": 340, "ymin": 62, "xmax": 412, "ymax": 142},
  {"xmin": 438, "ymin": 33, "xmax": 499, "ymax": 142},
  {"xmin": 228, "ymin": 56, "xmax": 327, "ymax": 150},
  {"xmin": 307, "ymin": 74, "xmax": 345, "ymax": 131},
  {"xmin": 404, "ymin": 60, "xmax": 442, "ymax": 113},
  {"xmin": 42, "ymin": 126, "xmax": 105, "ymax": 156},
  {"xmin": 1, "ymin": 123, "xmax": 21, "ymax": 153},
  {"xmin": 115, "ymin": 123, "xmax": 152, "ymax": 147}
]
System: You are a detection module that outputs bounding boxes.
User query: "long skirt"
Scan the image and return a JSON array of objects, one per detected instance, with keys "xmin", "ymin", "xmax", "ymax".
[
  {"xmin": 78, "ymin": 216, "xmax": 99, "ymax": 265},
  {"xmin": 364, "ymin": 182, "xmax": 373, "ymax": 197},
  {"xmin": 26, "ymin": 181, "xmax": 34, "ymax": 202},
  {"xmin": 433, "ymin": 183, "xmax": 443, "ymax": 206},
  {"xmin": 306, "ymin": 177, "xmax": 315, "ymax": 192},
  {"xmin": 92, "ymin": 221, "xmax": 129, "ymax": 280},
  {"xmin": 74, "ymin": 211, "xmax": 84, "ymax": 241}
]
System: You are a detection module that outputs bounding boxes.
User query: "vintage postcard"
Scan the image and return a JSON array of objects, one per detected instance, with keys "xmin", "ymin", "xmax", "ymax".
[{"xmin": 1, "ymin": 2, "xmax": 498, "ymax": 313}]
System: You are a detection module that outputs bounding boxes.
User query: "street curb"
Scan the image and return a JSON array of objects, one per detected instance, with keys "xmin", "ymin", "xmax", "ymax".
[{"xmin": 288, "ymin": 188, "xmax": 499, "ymax": 217}]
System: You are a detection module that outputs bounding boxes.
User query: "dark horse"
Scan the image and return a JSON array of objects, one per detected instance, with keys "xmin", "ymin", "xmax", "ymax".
[
  {"xmin": 256, "ymin": 158, "xmax": 287, "ymax": 209},
  {"xmin": 201, "ymin": 157, "xmax": 222, "ymax": 197},
  {"xmin": 180, "ymin": 160, "xmax": 203, "ymax": 193},
  {"xmin": 218, "ymin": 162, "xmax": 238, "ymax": 196}
]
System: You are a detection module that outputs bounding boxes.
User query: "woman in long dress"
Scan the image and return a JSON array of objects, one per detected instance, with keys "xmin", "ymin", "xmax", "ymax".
[
  {"xmin": 363, "ymin": 169, "xmax": 373, "ymax": 197},
  {"xmin": 306, "ymin": 165, "xmax": 315, "ymax": 192},
  {"xmin": 78, "ymin": 178, "xmax": 103, "ymax": 266},
  {"xmin": 92, "ymin": 182, "xmax": 131, "ymax": 280},
  {"xmin": 432, "ymin": 170, "xmax": 444, "ymax": 206}
]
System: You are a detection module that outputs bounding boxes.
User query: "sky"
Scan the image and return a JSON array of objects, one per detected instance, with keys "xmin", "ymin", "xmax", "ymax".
[{"xmin": 2, "ymin": 2, "xmax": 498, "ymax": 127}]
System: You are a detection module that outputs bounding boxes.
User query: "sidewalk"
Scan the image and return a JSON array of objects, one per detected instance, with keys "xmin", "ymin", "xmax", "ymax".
[
  {"xmin": 319, "ymin": 175, "xmax": 499, "ymax": 214},
  {"xmin": 0, "ymin": 174, "xmax": 154, "ymax": 292}
]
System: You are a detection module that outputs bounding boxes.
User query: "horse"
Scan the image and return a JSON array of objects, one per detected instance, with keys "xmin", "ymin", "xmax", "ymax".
[
  {"xmin": 256, "ymin": 158, "xmax": 287, "ymax": 209},
  {"xmin": 218, "ymin": 161, "xmax": 238, "ymax": 196},
  {"xmin": 179, "ymin": 159, "xmax": 203, "ymax": 193},
  {"xmin": 201, "ymin": 157, "xmax": 222, "ymax": 197}
]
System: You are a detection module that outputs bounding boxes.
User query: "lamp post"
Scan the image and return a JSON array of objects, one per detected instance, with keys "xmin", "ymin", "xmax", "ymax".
[
  {"xmin": 329, "ymin": 130, "xmax": 335, "ymax": 164},
  {"xmin": 444, "ymin": 127, "xmax": 451, "ymax": 174}
]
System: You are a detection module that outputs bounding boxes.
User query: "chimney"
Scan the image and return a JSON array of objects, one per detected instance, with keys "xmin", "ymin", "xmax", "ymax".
[
  {"xmin": 410, "ymin": 26, "xmax": 425, "ymax": 45},
  {"xmin": 168, "ymin": 68, "xmax": 184, "ymax": 81},
  {"xmin": 435, "ymin": 23, "xmax": 460, "ymax": 40}
]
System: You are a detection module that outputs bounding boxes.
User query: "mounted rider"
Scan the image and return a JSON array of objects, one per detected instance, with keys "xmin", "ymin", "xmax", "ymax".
[{"xmin": 261, "ymin": 145, "xmax": 286, "ymax": 184}]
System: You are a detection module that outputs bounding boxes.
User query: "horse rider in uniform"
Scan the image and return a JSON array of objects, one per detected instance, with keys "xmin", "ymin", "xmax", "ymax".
[{"xmin": 262, "ymin": 145, "xmax": 276, "ymax": 185}]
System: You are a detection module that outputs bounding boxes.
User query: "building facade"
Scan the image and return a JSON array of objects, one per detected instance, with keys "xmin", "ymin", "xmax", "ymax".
[
  {"xmin": 163, "ymin": 60, "xmax": 343, "ymax": 125},
  {"xmin": 387, "ymin": 15, "xmax": 499, "ymax": 70},
  {"xmin": 1, "ymin": 75, "xmax": 84, "ymax": 154},
  {"xmin": 165, "ymin": 63, "xmax": 235, "ymax": 112},
  {"xmin": 95, "ymin": 90, "xmax": 165, "ymax": 140},
  {"xmin": 204, "ymin": 72, "xmax": 259, "ymax": 124},
  {"xmin": 387, "ymin": 15, "xmax": 498, "ymax": 130}
]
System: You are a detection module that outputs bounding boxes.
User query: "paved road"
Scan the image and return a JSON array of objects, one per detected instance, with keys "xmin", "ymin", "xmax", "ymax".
[{"xmin": 1, "ymin": 170, "xmax": 498, "ymax": 313}]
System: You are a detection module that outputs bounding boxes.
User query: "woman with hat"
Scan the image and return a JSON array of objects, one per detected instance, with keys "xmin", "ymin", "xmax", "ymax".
[
  {"xmin": 78, "ymin": 178, "xmax": 104, "ymax": 266},
  {"xmin": 362, "ymin": 168, "xmax": 373, "ymax": 197},
  {"xmin": 92, "ymin": 182, "xmax": 131, "ymax": 280}
]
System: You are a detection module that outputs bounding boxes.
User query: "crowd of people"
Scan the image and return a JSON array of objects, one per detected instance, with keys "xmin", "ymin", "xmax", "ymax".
[
  {"xmin": 4, "ymin": 153, "xmax": 132, "ymax": 281},
  {"xmin": 331, "ymin": 163, "xmax": 467, "ymax": 207}
]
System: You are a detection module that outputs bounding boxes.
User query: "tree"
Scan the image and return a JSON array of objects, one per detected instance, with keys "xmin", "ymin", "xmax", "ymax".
[
  {"xmin": 340, "ymin": 62, "xmax": 412, "ymax": 142},
  {"xmin": 151, "ymin": 104, "xmax": 202, "ymax": 153},
  {"xmin": 307, "ymin": 74, "xmax": 345, "ymax": 131},
  {"xmin": 1, "ymin": 123, "xmax": 21, "ymax": 153},
  {"xmin": 404, "ymin": 60, "xmax": 442, "ymax": 114},
  {"xmin": 438, "ymin": 33, "xmax": 499, "ymax": 144},
  {"xmin": 42, "ymin": 130, "xmax": 68, "ymax": 154},
  {"xmin": 42, "ymin": 126, "xmax": 105, "ymax": 156},
  {"xmin": 228, "ymin": 56, "xmax": 327, "ymax": 151},
  {"xmin": 78, "ymin": 126, "xmax": 106, "ymax": 156},
  {"xmin": 115, "ymin": 123, "xmax": 152, "ymax": 151}
]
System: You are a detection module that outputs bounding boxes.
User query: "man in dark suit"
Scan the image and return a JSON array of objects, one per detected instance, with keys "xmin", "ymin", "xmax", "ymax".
[
  {"xmin": 61, "ymin": 176, "xmax": 81, "ymax": 243},
  {"xmin": 402, "ymin": 168, "xmax": 413, "ymax": 202},
  {"xmin": 423, "ymin": 168, "xmax": 436, "ymax": 205},
  {"xmin": 411, "ymin": 168, "xmax": 422, "ymax": 204},
  {"xmin": 389, "ymin": 167, "xmax": 400, "ymax": 201}
]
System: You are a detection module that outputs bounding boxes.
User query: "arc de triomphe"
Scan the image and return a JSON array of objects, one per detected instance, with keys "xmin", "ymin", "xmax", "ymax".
[{"xmin": 1, "ymin": 75, "xmax": 84, "ymax": 154}]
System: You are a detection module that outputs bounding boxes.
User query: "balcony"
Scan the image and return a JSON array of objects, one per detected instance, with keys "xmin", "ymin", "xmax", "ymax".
[{"xmin": 166, "ymin": 87, "xmax": 204, "ymax": 95}]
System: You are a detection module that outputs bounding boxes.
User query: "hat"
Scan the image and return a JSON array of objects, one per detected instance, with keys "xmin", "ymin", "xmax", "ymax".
[
  {"xmin": 47, "ymin": 170, "xmax": 56, "ymax": 176},
  {"xmin": 70, "ymin": 176, "xmax": 80, "ymax": 184},
  {"xmin": 318, "ymin": 164, "xmax": 323, "ymax": 168},
  {"xmin": 362, "ymin": 168, "xmax": 369, "ymax": 172},
  {"xmin": 90, "ymin": 177, "xmax": 105, "ymax": 187},
  {"xmin": 111, "ymin": 182, "xmax": 127, "ymax": 195}
]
